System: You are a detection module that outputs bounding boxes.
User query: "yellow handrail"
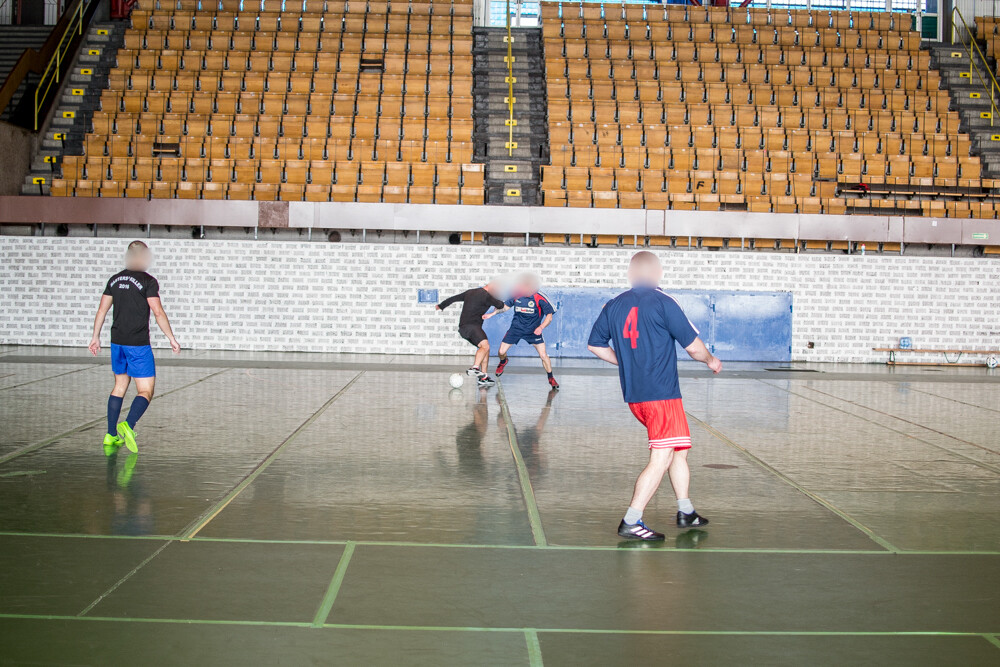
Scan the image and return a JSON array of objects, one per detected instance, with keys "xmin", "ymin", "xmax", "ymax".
[
  {"xmin": 951, "ymin": 6, "xmax": 1000, "ymax": 128},
  {"xmin": 33, "ymin": 0, "xmax": 87, "ymax": 131},
  {"xmin": 505, "ymin": 0, "xmax": 515, "ymax": 157}
]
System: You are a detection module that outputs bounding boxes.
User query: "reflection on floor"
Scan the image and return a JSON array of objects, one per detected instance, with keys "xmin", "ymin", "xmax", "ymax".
[{"xmin": 1, "ymin": 348, "xmax": 999, "ymax": 665}]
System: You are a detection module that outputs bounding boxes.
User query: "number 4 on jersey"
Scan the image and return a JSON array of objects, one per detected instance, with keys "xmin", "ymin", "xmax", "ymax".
[{"xmin": 622, "ymin": 307, "xmax": 639, "ymax": 349}]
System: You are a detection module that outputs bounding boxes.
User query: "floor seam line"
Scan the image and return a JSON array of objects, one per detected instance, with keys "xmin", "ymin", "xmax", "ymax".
[
  {"xmin": 311, "ymin": 541, "xmax": 357, "ymax": 627},
  {"xmin": 525, "ymin": 628, "xmax": 544, "ymax": 667},
  {"xmin": 800, "ymin": 383, "xmax": 1000, "ymax": 460},
  {"xmin": 985, "ymin": 634, "xmax": 1000, "ymax": 650},
  {"xmin": 497, "ymin": 380, "xmax": 547, "ymax": 547},
  {"xmin": 686, "ymin": 409, "xmax": 900, "ymax": 554},
  {"xmin": 0, "ymin": 614, "xmax": 994, "ymax": 636},
  {"xmin": 0, "ymin": 367, "xmax": 233, "ymax": 467},
  {"xmin": 179, "ymin": 371, "xmax": 365, "ymax": 540},
  {"xmin": 0, "ymin": 364, "xmax": 99, "ymax": 392},
  {"xmin": 760, "ymin": 380, "xmax": 1000, "ymax": 474},
  {"xmin": 77, "ymin": 541, "xmax": 173, "ymax": 617},
  {"xmin": 908, "ymin": 386, "xmax": 1000, "ymax": 416}
]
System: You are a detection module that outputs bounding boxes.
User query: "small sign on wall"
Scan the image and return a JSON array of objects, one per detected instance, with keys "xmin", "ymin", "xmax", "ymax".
[{"xmin": 418, "ymin": 289, "xmax": 438, "ymax": 303}]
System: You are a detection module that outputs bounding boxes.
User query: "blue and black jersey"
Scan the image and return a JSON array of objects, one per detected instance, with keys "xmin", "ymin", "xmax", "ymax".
[{"xmin": 504, "ymin": 292, "xmax": 556, "ymax": 336}]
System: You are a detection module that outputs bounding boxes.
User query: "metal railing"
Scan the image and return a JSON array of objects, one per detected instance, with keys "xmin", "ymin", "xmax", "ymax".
[
  {"xmin": 504, "ymin": 0, "xmax": 516, "ymax": 157},
  {"xmin": 32, "ymin": 0, "xmax": 88, "ymax": 130},
  {"xmin": 0, "ymin": 0, "xmax": 97, "ymax": 129},
  {"xmin": 951, "ymin": 5, "xmax": 1000, "ymax": 128}
]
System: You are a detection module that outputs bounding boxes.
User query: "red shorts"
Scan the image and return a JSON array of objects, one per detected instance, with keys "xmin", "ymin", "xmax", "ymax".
[{"xmin": 628, "ymin": 399, "xmax": 692, "ymax": 450}]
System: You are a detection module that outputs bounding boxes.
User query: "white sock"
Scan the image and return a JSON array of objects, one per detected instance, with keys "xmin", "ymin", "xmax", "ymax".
[
  {"xmin": 623, "ymin": 507, "xmax": 642, "ymax": 525},
  {"xmin": 677, "ymin": 498, "xmax": 695, "ymax": 514}
]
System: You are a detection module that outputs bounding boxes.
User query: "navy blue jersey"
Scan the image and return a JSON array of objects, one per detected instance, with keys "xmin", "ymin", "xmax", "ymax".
[
  {"xmin": 504, "ymin": 292, "xmax": 555, "ymax": 334},
  {"xmin": 587, "ymin": 286, "xmax": 699, "ymax": 403}
]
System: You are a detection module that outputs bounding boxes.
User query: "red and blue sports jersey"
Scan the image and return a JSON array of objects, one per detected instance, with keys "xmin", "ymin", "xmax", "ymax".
[
  {"xmin": 587, "ymin": 286, "xmax": 699, "ymax": 403},
  {"xmin": 504, "ymin": 292, "xmax": 555, "ymax": 334}
]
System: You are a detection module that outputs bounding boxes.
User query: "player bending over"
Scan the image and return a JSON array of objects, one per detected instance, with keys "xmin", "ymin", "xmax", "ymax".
[
  {"xmin": 89, "ymin": 241, "xmax": 180, "ymax": 455},
  {"xmin": 437, "ymin": 281, "xmax": 505, "ymax": 387},
  {"xmin": 483, "ymin": 273, "xmax": 559, "ymax": 388},
  {"xmin": 587, "ymin": 251, "xmax": 721, "ymax": 541}
]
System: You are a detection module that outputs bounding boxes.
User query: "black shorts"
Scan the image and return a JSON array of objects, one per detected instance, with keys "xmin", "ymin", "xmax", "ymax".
[{"xmin": 458, "ymin": 324, "xmax": 488, "ymax": 346}]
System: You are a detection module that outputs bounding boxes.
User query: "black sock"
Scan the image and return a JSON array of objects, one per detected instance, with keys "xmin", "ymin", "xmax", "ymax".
[
  {"xmin": 547, "ymin": 371, "xmax": 554, "ymax": 379},
  {"xmin": 499, "ymin": 353, "xmax": 507, "ymax": 362}
]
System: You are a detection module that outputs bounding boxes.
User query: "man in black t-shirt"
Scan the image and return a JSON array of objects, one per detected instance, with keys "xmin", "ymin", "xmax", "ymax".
[
  {"xmin": 437, "ymin": 282, "xmax": 505, "ymax": 387},
  {"xmin": 89, "ymin": 241, "xmax": 180, "ymax": 455}
]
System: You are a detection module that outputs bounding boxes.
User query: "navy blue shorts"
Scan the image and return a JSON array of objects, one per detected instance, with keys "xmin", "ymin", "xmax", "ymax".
[
  {"xmin": 502, "ymin": 329, "xmax": 544, "ymax": 346},
  {"xmin": 110, "ymin": 344, "xmax": 156, "ymax": 378}
]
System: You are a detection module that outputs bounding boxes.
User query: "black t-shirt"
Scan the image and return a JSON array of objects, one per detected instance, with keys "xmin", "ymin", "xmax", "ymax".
[
  {"xmin": 103, "ymin": 270, "xmax": 160, "ymax": 346},
  {"xmin": 438, "ymin": 287, "xmax": 505, "ymax": 329}
]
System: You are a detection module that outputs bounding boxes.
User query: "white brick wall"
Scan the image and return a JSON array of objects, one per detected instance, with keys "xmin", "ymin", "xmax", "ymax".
[{"xmin": 2, "ymin": 237, "xmax": 999, "ymax": 363}]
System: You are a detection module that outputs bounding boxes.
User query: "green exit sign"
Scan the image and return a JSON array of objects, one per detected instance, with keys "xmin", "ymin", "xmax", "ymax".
[{"xmin": 972, "ymin": 232, "xmax": 989, "ymax": 240}]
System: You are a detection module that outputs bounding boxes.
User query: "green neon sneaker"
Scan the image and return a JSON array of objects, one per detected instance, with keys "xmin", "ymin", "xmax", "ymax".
[
  {"xmin": 103, "ymin": 433, "xmax": 123, "ymax": 457},
  {"xmin": 117, "ymin": 453, "xmax": 138, "ymax": 488},
  {"xmin": 116, "ymin": 421, "xmax": 139, "ymax": 453}
]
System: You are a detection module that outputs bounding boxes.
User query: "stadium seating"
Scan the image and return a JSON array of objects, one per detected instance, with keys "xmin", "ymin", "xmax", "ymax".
[
  {"xmin": 541, "ymin": 3, "xmax": 998, "ymax": 218},
  {"xmin": 52, "ymin": 0, "xmax": 485, "ymax": 203}
]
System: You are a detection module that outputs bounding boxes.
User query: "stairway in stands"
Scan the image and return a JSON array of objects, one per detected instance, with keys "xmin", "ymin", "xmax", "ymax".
[
  {"xmin": 0, "ymin": 25, "xmax": 53, "ymax": 123},
  {"xmin": 22, "ymin": 21, "xmax": 125, "ymax": 195},
  {"xmin": 472, "ymin": 26, "xmax": 547, "ymax": 205},
  {"xmin": 932, "ymin": 43, "xmax": 1000, "ymax": 178}
]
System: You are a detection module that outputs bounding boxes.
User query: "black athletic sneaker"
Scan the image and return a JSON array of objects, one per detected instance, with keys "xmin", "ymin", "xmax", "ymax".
[
  {"xmin": 617, "ymin": 519, "xmax": 665, "ymax": 541},
  {"xmin": 477, "ymin": 375, "xmax": 496, "ymax": 387},
  {"xmin": 676, "ymin": 511, "xmax": 709, "ymax": 527},
  {"xmin": 496, "ymin": 358, "xmax": 508, "ymax": 376},
  {"xmin": 467, "ymin": 367, "xmax": 484, "ymax": 378},
  {"xmin": 548, "ymin": 376, "xmax": 559, "ymax": 389}
]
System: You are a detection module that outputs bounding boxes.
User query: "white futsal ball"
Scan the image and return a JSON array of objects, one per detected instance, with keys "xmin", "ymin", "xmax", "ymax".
[
  {"xmin": 449, "ymin": 373, "xmax": 465, "ymax": 388},
  {"xmin": 987, "ymin": 355, "xmax": 998, "ymax": 369}
]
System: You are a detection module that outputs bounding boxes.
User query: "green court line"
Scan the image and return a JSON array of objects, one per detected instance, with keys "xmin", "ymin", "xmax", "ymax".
[
  {"xmin": 685, "ymin": 411, "xmax": 900, "ymax": 554},
  {"xmin": 0, "ymin": 368, "xmax": 232, "ymax": 467},
  {"xmin": 525, "ymin": 629, "xmax": 544, "ymax": 667},
  {"xmin": 3, "ymin": 531, "xmax": 1000, "ymax": 555},
  {"xmin": 77, "ymin": 541, "xmax": 173, "ymax": 617},
  {"xmin": 497, "ymin": 380, "xmax": 547, "ymax": 547},
  {"xmin": 0, "ymin": 363, "xmax": 99, "ymax": 392},
  {"xmin": 179, "ymin": 371, "xmax": 365, "ymax": 540},
  {"xmin": 1, "ymin": 613, "xmax": 996, "ymax": 639},
  {"xmin": 778, "ymin": 382, "xmax": 1000, "ymax": 467},
  {"xmin": 985, "ymin": 635, "xmax": 1000, "ymax": 650},
  {"xmin": 311, "ymin": 541, "xmax": 356, "ymax": 627}
]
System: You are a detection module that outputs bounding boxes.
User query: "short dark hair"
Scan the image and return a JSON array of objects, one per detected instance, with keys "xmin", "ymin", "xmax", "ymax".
[{"xmin": 127, "ymin": 240, "xmax": 148, "ymax": 251}]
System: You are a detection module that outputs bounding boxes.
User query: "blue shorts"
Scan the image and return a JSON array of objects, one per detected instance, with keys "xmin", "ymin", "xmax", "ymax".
[
  {"xmin": 110, "ymin": 344, "xmax": 156, "ymax": 378},
  {"xmin": 502, "ymin": 329, "xmax": 544, "ymax": 346}
]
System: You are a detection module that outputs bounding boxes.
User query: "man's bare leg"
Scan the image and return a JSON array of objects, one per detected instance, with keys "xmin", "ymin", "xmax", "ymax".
[
  {"xmin": 474, "ymin": 341, "xmax": 490, "ymax": 373},
  {"xmin": 618, "ymin": 448, "xmax": 674, "ymax": 539},
  {"xmin": 667, "ymin": 448, "xmax": 690, "ymax": 501},
  {"xmin": 533, "ymin": 343, "xmax": 553, "ymax": 373},
  {"xmin": 534, "ymin": 342, "xmax": 559, "ymax": 388},
  {"xmin": 628, "ymin": 447, "xmax": 674, "ymax": 513},
  {"xmin": 111, "ymin": 374, "xmax": 130, "ymax": 399},
  {"xmin": 496, "ymin": 342, "xmax": 512, "ymax": 375}
]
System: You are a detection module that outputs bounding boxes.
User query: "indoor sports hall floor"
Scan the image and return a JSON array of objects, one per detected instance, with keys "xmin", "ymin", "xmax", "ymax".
[{"xmin": 1, "ymin": 345, "xmax": 998, "ymax": 666}]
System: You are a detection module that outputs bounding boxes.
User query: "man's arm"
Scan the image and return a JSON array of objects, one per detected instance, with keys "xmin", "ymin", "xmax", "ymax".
[
  {"xmin": 534, "ymin": 312, "xmax": 553, "ymax": 335},
  {"xmin": 588, "ymin": 344, "xmax": 619, "ymax": 366},
  {"xmin": 436, "ymin": 290, "xmax": 468, "ymax": 311},
  {"xmin": 684, "ymin": 337, "xmax": 722, "ymax": 373},
  {"xmin": 148, "ymin": 297, "xmax": 181, "ymax": 354},
  {"xmin": 88, "ymin": 295, "xmax": 114, "ymax": 355},
  {"xmin": 482, "ymin": 305, "xmax": 509, "ymax": 320},
  {"xmin": 586, "ymin": 305, "xmax": 615, "ymax": 364}
]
